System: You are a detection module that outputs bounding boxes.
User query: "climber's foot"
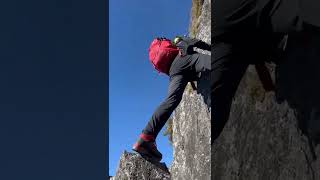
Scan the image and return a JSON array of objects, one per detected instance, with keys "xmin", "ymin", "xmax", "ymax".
[{"xmin": 132, "ymin": 134, "xmax": 162, "ymax": 162}]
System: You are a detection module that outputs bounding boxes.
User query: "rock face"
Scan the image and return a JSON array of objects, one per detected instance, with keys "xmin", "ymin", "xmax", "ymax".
[
  {"xmin": 170, "ymin": 0, "xmax": 211, "ymax": 180},
  {"xmin": 110, "ymin": 151, "xmax": 170, "ymax": 180},
  {"xmin": 211, "ymin": 44, "xmax": 320, "ymax": 178}
]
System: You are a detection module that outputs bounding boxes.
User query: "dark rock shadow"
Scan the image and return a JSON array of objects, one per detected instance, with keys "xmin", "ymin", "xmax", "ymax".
[
  {"xmin": 196, "ymin": 70, "xmax": 211, "ymax": 109},
  {"xmin": 276, "ymin": 24, "xmax": 320, "ymax": 159}
]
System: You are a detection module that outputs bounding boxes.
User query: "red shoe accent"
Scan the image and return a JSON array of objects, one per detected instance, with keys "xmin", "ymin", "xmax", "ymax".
[{"xmin": 140, "ymin": 133, "xmax": 155, "ymax": 142}]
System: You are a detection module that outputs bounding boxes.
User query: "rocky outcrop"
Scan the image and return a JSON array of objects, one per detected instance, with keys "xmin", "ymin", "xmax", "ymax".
[
  {"xmin": 211, "ymin": 47, "xmax": 320, "ymax": 179},
  {"xmin": 110, "ymin": 151, "xmax": 170, "ymax": 180},
  {"xmin": 170, "ymin": 0, "xmax": 211, "ymax": 180}
]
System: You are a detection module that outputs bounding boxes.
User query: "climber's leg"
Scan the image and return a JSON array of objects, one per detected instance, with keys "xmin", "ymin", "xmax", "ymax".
[
  {"xmin": 211, "ymin": 40, "xmax": 249, "ymax": 143},
  {"xmin": 211, "ymin": 1, "xmax": 263, "ymax": 142}
]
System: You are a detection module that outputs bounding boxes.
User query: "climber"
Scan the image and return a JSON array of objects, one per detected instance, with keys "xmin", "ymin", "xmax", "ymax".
[
  {"xmin": 211, "ymin": 0, "xmax": 293, "ymax": 142},
  {"xmin": 212, "ymin": 0, "xmax": 320, "ymax": 143},
  {"xmin": 276, "ymin": 1, "xmax": 320, "ymax": 146},
  {"xmin": 132, "ymin": 36, "xmax": 211, "ymax": 162}
]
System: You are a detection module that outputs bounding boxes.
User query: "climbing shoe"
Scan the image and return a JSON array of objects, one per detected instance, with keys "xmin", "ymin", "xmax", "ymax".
[{"xmin": 132, "ymin": 133, "xmax": 162, "ymax": 162}]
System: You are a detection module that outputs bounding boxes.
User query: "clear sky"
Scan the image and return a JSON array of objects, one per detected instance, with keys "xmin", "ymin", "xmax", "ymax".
[{"xmin": 109, "ymin": 0, "xmax": 192, "ymax": 176}]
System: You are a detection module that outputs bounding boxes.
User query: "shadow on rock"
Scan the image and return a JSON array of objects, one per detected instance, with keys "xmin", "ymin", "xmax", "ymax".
[
  {"xmin": 196, "ymin": 70, "xmax": 211, "ymax": 108},
  {"xmin": 276, "ymin": 26, "xmax": 320, "ymax": 159}
]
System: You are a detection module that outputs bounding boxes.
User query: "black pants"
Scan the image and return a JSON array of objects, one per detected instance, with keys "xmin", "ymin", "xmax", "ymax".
[
  {"xmin": 211, "ymin": 0, "xmax": 289, "ymax": 143},
  {"xmin": 211, "ymin": 30, "xmax": 283, "ymax": 142},
  {"xmin": 211, "ymin": 38, "xmax": 249, "ymax": 142},
  {"xmin": 142, "ymin": 53, "xmax": 211, "ymax": 138}
]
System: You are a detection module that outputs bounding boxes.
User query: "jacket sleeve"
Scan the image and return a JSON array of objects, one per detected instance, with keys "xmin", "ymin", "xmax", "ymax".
[
  {"xmin": 146, "ymin": 75, "xmax": 188, "ymax": 136},
  {"xmin": 177, "ymin": 37, "xmax": 211, "ymax": 55},
  {"xmin": 193, "ymin": 40, "xmax": 211, "ymax": 51},
  {"xmin": 182, "ymin": 37, "xmax": 211, "ymax": 51}
]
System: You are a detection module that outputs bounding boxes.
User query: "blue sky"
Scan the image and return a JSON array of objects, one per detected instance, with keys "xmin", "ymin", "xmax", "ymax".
[{"xmin": 109, "ymin": 0, "xmax": 192, "ymax": 176}]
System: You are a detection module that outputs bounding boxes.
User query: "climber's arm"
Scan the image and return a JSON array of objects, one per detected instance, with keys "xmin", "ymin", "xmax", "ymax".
[
  {"xmin": 193, "ymin": 40, "xmax": 211, "ymax": 51},
  {"xmin": 181, "ymin": 37, "xmax": 211, "ymax": 51}
]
